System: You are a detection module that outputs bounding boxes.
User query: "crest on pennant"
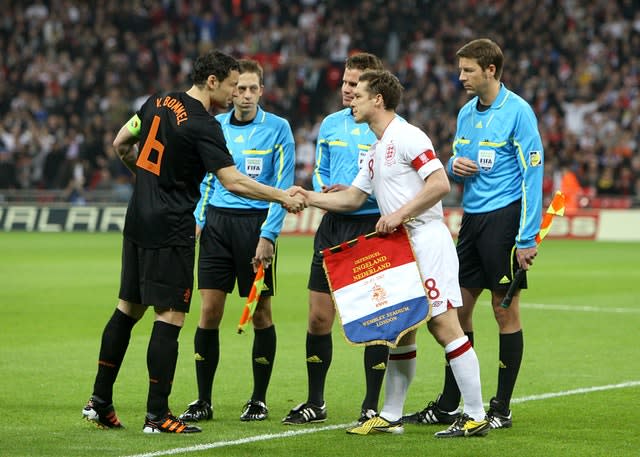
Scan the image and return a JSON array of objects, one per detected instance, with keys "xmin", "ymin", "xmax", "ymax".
[
  {"xmin": 385, "ymin": 142, "xmax": 396, "ymax": 166},
  {"xmin": 371, "ymin": 283, "xmax": 388, "ymax": 308}
]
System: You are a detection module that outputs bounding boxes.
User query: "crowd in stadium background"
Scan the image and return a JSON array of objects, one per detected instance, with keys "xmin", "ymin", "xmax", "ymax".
[{"xmin": 0, "ymin": 0, "xmax": 638, "ymax": 209}]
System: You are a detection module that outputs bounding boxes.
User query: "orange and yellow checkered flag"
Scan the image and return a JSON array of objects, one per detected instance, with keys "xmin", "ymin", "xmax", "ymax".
[
  {"xmin": 535, "ymin": 191, "xmax": 566, "ymax": 244},
  {"xmin": 237, "ymin": 264, "xmax": 265, "ymax": 334}
]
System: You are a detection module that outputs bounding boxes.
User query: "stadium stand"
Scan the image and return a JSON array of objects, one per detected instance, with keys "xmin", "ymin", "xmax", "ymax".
[{"xmin": 0, "ymin": 0, "xmax": 638, "ymax": 206}]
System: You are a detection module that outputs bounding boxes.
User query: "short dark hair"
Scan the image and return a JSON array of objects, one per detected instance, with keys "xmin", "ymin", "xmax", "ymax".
[
  {"xmin": 359, "ymin": 70, "xmax": 403, "ymax": 110},
  {"xmin": 345, "ymin": 52, "xmax": 384, "ymax": 72},
  {"xmin": 456, "ymin": 38, "xmax": 504, "ymax": 80},
  {"xmin": 190, "ymin": 50, "xmax": 240, "ymax": 86},
  {"xmin": 238, "ymin": 59, "xmax": 264, "ymax": 85}
]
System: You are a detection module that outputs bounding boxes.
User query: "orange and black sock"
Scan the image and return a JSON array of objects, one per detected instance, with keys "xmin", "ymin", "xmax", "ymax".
[
  {"xmin": 146, "ymin": 320, "xmax": 181, "ymax": 417},
  {"xmin": 93, "ymin": 308, "xmax": 137, "ymax": 404}
]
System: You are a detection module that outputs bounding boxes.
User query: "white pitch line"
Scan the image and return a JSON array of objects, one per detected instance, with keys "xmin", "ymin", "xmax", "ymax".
[
  {"xmin": 121, "ymin": 380, "xmax": 640, "ymax": 457},
  {"xmin": 509, "ymin": 380, "xmax": 640, "ymax": 404},
  {"xmin": 523, "ymin": 303, "xmax": 640, "ymax": 313},
  {"xmin": 121, "ymin": 423, "xmax": 352, "ymax": 457}
]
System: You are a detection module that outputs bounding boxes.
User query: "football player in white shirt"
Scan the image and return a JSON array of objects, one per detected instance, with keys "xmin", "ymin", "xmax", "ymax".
[{"xmin": 291, "ymin": 70, "xmax": 489, "ymax": 438}]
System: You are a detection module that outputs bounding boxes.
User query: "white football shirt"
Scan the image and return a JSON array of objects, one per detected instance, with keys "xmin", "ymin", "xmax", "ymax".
[
  {"xmin": 352, "ymin": 118, "xmax": 461, "ymax": 313},
  {"xmin": 352, "ymin": 117, "xmax": 444, "ymax": 221}
]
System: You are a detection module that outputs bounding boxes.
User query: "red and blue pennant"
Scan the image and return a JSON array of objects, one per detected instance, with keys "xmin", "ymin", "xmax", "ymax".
[{"xmin": 322, "ymin": 226, "xmax": 430, "ymax": 347}]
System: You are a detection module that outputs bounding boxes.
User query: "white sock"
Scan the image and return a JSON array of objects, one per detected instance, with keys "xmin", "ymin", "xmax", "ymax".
[
  {"xmin": 446, "ymin": 336, "xmax": 485, "ymax": 421},
  {"xmin": 380, "ymin": 344, "xmax": 416, "ymax": 421}
]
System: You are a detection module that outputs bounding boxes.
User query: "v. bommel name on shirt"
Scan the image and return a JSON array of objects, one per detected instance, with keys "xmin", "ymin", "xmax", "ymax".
[{"xmin": 156, "ymin": 95, "xmax": 188, "ymax": 125}]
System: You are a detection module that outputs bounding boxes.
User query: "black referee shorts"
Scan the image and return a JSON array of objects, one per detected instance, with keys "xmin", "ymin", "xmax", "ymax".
[
  {"xmin": 308, "ymin": 212, "xmax": 380, "ymax": 293},
  {"xmin": 456, "ymin": 200, "xmax": 527, "ymax": 291},
  {"xmin": 198, "ymin": 206, "xmax": 275, "ymax": 297},
  {"xmin": 118, "ymin": 237, "xmax": 195, "ymax": 312}
]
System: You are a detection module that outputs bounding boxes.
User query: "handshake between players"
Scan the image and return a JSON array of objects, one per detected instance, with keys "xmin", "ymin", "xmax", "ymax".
[{"xmin": 286, "ymin": 185, "xmax": 402, "ymax": 236}]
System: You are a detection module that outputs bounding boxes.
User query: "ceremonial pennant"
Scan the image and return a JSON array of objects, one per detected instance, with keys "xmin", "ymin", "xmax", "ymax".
[{"xmin": 322, "ymin": 226, "xmax": 430, "ymax": 347}]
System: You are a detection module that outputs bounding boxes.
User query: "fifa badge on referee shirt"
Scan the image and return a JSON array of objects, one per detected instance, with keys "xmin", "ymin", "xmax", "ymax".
[
  {"xmin": 245, "ymin": 157, "xmax": 263, "ymax": 179},
  {"xmin": 478, "ymin": 149, "xmax": 495, "ymax": 171}
]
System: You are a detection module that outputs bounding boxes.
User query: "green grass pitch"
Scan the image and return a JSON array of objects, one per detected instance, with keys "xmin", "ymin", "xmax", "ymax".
[{"xmin": 0, "ymin": 233, "xmax": 638, "ymax": 457}]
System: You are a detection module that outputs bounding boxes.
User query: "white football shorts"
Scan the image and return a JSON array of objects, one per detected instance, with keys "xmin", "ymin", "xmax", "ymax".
[{"xmin": 406, "ymin": 220, "xmax": 462, "ymax": 318}]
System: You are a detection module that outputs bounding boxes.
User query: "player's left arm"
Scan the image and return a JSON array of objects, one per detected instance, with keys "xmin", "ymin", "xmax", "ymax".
[
  {"xmin": 377, "ymin": 167, "xmax": 450, "ymax": 234},
  {"xmin": 113, "ymin": 114, "xmax": 141, "ymax": 174},
  {"xmin": 260, "ymin": 122, "xmax": 296, "ymax": 243},
  {"xmin": 514, "ymin": 106, "xmax": 544, "ymax": 250}
]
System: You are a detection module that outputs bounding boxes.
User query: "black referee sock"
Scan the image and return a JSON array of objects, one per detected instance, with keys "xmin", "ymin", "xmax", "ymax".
[
  {"xmin": 306, "ymin": 332, "xmax": 332, "ymax": 406},
  {"xmin": 496, "ymin": 330, "xmax": 523, "ymax": 410},
  {"xmin": 362, "ymin": 344, "xmax": 388, "ymax": 411},
  {"xmin": 251, "ymin": 325, "xmax": 276, "ymax": 403},
  {"xmin": 146, "ymin": 320, "xmax": 181, "ymax": 418},
  {"xmin": 194, "ymin": 327, "xmax": 219, "ymax": 406},
  {"xmin": 438, "ymin": 331, "xmax": 474, "ymax": 411},
  {"xmin": 92, "ymin": 308, "xmax": 137, "ymax": 404}
]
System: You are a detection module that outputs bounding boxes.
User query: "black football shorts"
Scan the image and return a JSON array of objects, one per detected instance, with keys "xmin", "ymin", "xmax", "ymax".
[
  {"xmin": 456, "ymin": 200, "xmax": 526, "ymax": 291},
  {"xmin": 119, "ymin": 237, "xmax": 195, "ymax": 312},
  {"xmin": 198, "ymin": 206, "xmax": 275, "ymax": 297}
]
